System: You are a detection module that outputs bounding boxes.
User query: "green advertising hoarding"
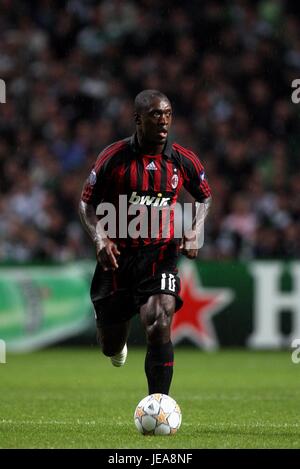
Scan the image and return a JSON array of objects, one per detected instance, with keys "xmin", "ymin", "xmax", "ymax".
[
  {"xmin": 174, "ymin": 260, "xmax": 300, "ymax": 349},
  {"xmin": 0, "ymin": 264, "xmax": 92, "ymax": 351},
  {"xmin": 0, "ymin": 260, "xmax": 299, "ymax": 350}
]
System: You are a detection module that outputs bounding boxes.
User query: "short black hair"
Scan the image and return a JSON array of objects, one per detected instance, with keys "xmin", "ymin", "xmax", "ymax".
[{"xmin": 134, "ymin": 89, "xmax": 171, "ymax": 114}]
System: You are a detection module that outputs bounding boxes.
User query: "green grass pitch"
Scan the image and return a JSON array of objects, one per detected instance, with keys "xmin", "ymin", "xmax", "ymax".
[{"xmin": 0, "ymin": 347, "xmax": 299, "ymax": 448}]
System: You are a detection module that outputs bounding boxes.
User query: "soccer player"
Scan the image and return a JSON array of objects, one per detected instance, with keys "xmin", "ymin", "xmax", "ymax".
[{"xmin": 79, "ymin": 90, "xmax": 211, "ymax": 395}]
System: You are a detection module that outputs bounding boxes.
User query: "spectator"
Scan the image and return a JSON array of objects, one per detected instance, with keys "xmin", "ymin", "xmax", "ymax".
[{"xmin": 0, "ymin": 0, "xmax": 299, "ymax": 261}]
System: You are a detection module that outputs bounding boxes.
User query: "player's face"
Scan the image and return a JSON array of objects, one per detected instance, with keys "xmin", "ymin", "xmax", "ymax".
[{"xmin": 139, "ymin": 98, "xmax": 172, "ymax": 145}]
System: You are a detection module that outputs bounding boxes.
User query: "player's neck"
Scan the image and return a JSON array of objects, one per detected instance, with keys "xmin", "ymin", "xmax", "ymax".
[{"xmin": 136, "ymin": 133, "xmax": 164, "ymax": 155}]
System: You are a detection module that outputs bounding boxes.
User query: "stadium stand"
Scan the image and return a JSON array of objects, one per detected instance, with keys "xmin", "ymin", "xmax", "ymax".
[{"xmin": 1, "ymin": 0, "xmax": 300, "ymax": 261}]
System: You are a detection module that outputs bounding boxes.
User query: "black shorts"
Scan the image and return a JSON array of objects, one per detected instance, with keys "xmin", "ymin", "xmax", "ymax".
[{"xmin": 90, "ymin": 241, "xmax": 183, "ymax": 327}]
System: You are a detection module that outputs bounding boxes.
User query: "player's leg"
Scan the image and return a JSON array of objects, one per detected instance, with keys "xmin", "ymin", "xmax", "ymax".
[
  {"xmin": 93, "ymin": 292, "xmax": 134, "ymax": 366},
  {"xmin": 140, "ymin": 294, "xmax": 176, "ymax": 394},
  {"xmin": 96, "ymin": 321, "xmax": 130, "ymax": 356},
  {"xmin": 90, "ymin": 258, "xmax": 134, "ymax": 366},
  {"xmin": 96, "ymin": 321, "xmax": 130, "ymax": 367}
]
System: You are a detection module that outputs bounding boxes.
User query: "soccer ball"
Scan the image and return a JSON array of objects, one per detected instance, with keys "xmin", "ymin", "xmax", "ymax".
[{"xmin": 134, "ymin": 393, "xmax": 182, "ymax": 435}]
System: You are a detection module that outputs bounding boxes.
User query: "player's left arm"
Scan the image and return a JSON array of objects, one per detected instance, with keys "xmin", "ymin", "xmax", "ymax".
[
  {"xmin": 180, "ymin": 197, "xmax": 211, "ymax": 258},
  {"xmin": 180, "ymin": 151, "xmax": 212, "ymax": 259}
]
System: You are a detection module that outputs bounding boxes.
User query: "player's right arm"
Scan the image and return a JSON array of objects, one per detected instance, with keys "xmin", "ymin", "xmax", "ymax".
[
  {"xmin": 79, "ymin": 159, "xmax": 120, "ymax": 271},
  {"xmin": 79, "ymin": 201, "xmax": 120, "ymax": 270}
]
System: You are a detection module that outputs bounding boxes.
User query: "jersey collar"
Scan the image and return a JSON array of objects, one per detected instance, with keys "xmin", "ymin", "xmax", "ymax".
[{"xmin": 129, "ymin": 133, "xmax": 172, "ymax": 159}]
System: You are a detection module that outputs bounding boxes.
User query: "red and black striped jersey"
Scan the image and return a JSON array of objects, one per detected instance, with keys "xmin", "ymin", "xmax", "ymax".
[{"xmin": 81, "ymin": 134, "xmax": 211, "ymax": 247}]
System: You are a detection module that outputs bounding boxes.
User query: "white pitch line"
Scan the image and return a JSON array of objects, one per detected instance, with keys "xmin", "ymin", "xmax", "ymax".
[
  {"xmin": 0, "ymin": 420, "xmax": 299, "ymax": 429},
  {"xmin": 183, "ymin": 422, "xmax": 300, "ymax": 429},
  {"xmin": 0, "ymin": 419, "xmax": 97, "ymax": 425}
]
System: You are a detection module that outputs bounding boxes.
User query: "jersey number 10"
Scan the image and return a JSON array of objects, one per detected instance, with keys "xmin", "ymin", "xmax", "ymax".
[{"xmin": 161, "ymin": 273, "xmax": 176, "ymax": 292}]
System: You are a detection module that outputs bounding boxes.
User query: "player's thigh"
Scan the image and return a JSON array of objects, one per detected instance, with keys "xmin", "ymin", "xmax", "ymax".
[{"xmin": 136, "ymin": 269, "xmax": 182, "ymax": 328}]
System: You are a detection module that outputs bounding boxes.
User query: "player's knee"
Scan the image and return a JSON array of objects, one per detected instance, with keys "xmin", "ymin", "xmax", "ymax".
[{"xmin": 146, "ymin": 303, "xmax": 173, "ymax": 342}]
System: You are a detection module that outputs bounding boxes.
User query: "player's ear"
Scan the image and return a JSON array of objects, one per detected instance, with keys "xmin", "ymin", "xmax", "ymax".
[{"xmin": 134, "ymin": 112, "xmax": 141, "ymax": 125}]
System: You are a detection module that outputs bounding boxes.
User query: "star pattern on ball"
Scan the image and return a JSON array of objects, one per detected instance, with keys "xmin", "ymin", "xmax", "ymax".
[
  {"xmin": 135, "ymin": 406, "xmax": 145, "ymax": 418},
  {"xmin": 155, "ymin": 409, "xmax": 169, "ymax": 425}
]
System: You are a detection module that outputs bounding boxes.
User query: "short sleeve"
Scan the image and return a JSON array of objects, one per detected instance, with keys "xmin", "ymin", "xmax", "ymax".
[
  {"xmin": 81, "ymin": 156, "xmax": 105, "ymax": 209},
  {"xmin": 182, "ymin": 151, "xmax": 211, "ymax": 202}
]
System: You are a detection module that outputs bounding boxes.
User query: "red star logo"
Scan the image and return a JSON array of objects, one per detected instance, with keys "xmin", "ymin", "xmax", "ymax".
[{"xmin": 171, "ymin": 262, "xmax": 234, "ymax": 349}]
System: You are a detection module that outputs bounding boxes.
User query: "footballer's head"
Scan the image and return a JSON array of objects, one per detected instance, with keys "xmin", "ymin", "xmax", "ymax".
[{"xmin": 134, "ymin": 90, "xmax": 172, "ymax": 146}]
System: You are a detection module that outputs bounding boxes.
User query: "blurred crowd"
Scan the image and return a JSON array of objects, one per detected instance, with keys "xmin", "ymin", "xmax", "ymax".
[{"xmin": 1, "ymin": 0, "xmax": 300, "ymax": 262}]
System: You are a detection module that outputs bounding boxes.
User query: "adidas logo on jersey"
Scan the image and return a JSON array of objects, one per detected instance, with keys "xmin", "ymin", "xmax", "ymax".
[
  {"xmin": 129, "ymin": 191, "xmax": 171, "ymax": 207},
  {"xmin": 145, "ymin": 161, "xmax": 157, "ymax": 170}
]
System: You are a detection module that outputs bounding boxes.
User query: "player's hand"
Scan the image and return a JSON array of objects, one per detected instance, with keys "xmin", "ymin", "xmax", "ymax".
[
  {"xmin": 179, "ymin": 233, "xmax": 198, "ymax": 259},
  {"xmin": 95, "ymin": 238, "xmax": 120, "ymax": 271}
]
